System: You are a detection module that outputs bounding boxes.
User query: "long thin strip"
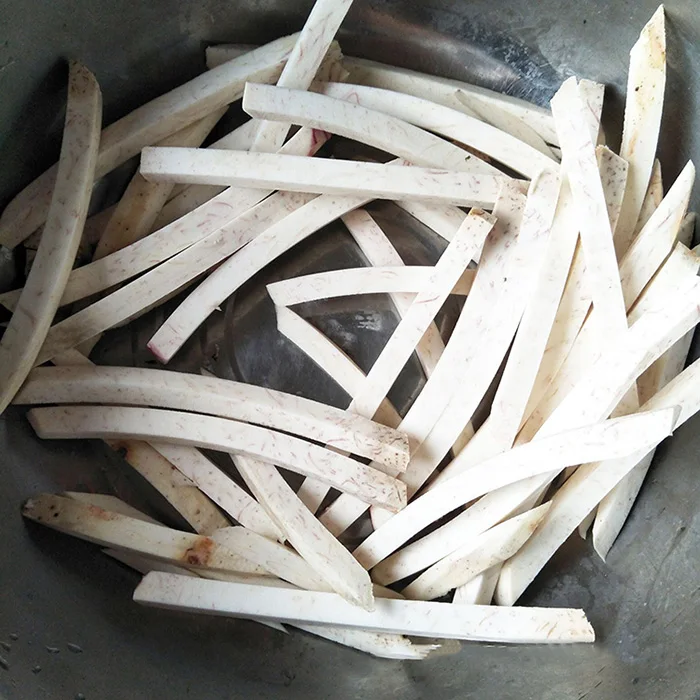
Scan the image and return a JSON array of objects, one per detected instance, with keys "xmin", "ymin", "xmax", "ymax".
[
  {"xmin": 134, "ymin": 573, "xmax": 594, "ymax": 643},
  {"xmin": 394, "ymin": 200, "xmax": 467, "ymax": 241},
  {"xmin": 93, "ymin": 110, "xmax": 225, "ymax": 260},
  {"xmin": 231, "ymin": 455, "xmax": 373, "ymax": 609},
  {"xmin": 16, "ymin": 365, "xmax": 409, "ymax": 470},
  {"xmin": 147, "ymin": 193, "xmax": 376, "ymax": 363},
  {"xmin": 351, "ymin": 408, "xmax": 678, "ymax": 570},
  {"xmin": 613, "ymin": 7, "xmax": 667, "ymax": 257},
  {"xmin": 35, "ymin": 191, "xmax": 313, "ymax": 364},
  {"xmin": 347, "ymin": 210, "xmax": 494, "ymax": 419},
  {"xmin": 267, "ymin": 266, "xmax": 475, "ymax": 306},
  {"xmin": 316, "ymin": 81, "xmax": 554, "ymax": 177},
  {"xmin": 0, "ymin": 34, "xmax": 300, "ymax": 249},
  {"xmin": 274, "ymin": 305, "xmax": 401, "ymax": 430},
  {"xmin": 22, "ymin": 494, "xmax": 266, "ymax": 575},
  {"xmin": 244, "ymin": 83, "xmax": 500, "ymax": 175},
  {"xmin": 453, "ymin": 568, "xmax": 500, "ymax": 606},
  {"xmin": 497, "ymin": 356, "xmax": 700, "ymax": 605},
  {"xmin": 140, "ymin": 149, "xmax": 506, "ymax": 207},
  {"xmin": 250, "ymin": 0, "xmax": 353, "ymax": 153},
  {"xmin": 50, "ymin": 350, "xmax": 230, "ymax": 535},
  {"xmin": 27, "ymin": 406, "xmax": 406, "ymax": 511},
  {"xmin": 0, "ymin": 63, "xmax": 101, "ymax": 414},
  {"xmin": 147, "ymin": 444, "xmax": 283, "ymax": 541},
  {"xmin": 633, "ymin": 158, "xmax": 663, "ymax": 237},
  {"xmin": 401, "ymin": 505, "xmax": 550, "ymax": 600}
]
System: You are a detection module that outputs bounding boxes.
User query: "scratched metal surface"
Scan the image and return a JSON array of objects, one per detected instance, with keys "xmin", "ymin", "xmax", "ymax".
[{"xmin": 1, "ymin": 0, "xmax": 699, "ymax": 698}]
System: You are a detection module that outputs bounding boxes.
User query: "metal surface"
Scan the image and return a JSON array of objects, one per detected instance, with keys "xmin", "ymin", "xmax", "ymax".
[{"xmin": 1, "ymin": 0, "xmax": 700, "ymax": 698}]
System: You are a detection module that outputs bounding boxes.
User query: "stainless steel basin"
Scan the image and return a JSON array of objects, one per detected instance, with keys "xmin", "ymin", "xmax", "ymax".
[{"xmin": 1, "ymin": 1, "xmax": 699, "ymax": 698}]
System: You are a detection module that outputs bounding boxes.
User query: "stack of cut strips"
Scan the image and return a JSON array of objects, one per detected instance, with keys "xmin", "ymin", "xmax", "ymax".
[{"xmin": 2, "ymin": 1, "xmax": 698, "ymax": 658}]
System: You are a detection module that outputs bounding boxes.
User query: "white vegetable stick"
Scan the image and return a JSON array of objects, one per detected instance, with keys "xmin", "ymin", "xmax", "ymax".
[
  {"xmin": 146, "ymin": 444, "xmax": 282, "ymax": 541},
  {"xmin": 134, "ymin": 572, "xmax": 594, "ymax": 643},
  {"xmin": 319, "ymin": 183, "xmax": 528, "ymax": 535},
  {"xmin": 431, "ymin": 168, "xmax": 563, "ymax": 486},
  {"xmin": 0, "ymin": 63, "xmax": 101, "ymax": 414},
  {"xmin": 351, "ymin": 408, "xmax": 678, "ymax": 571},
  {"xmin": 274, "ymin": 305, "xmax": 401, "ymax": 430},
  {"xmin": 347, "ymin": 210, "xmax": 494, "ymax": 419},
  {"xmin": 65, "ymin": 493, "xmax": 160, "ymax": 524},
  {"xmin": 394, "ymin": 200, "xmax": 467, "ymax": 242},
  {"xmin": 401, "ymin": 505, "xmax": 550, "ymax": 601},
  {"xmin": 267, "ymin": 266, "xmax": 475, "ymax": 306},
  {"xmin": 633, "ymin": 158, "xmax": 663, "ymax": 236},
  {"xmin": 28, "ymin": 406, "xmax": 406, "ymax": 511},
  {"xmin": 232, "ymin": 455, "xmax": 374, "ymax": 610},
  {"xmin": 35, "ymin": 191, "xmax": 313, "ymax": 364},
  {"xmin": 141, "ymin": 149, "xmax": 506, "ymax": 207},
  {"xmin": 22, "ymin": 494, "xmax": 266, "ymax": 575},
  {"xmin": 679, "ymin": 211, "xmax": 696, "ymax": 244},
  {"xmin": 596, "ymin": 147, "xmax": 630, "ymax": 233},
  {"xmin": 551, "ymin": 78, "xmax": 627, "ymax": 341},
  {"xmin": 497, "ymin": 355, "xmax": 700, "ymax": 604},
  {"xmin": 249, "ymin": 0, "xmax": 353, "ymax": 153},
  {"xmin": 16, "ymin": 365, "xmax": 409, "ymax": 470},
  {"xmin": 245, "ymin": 83, "xmax": 500, "ymax": 175},
  {"xmin": 577, "ymin": 509, "xmax": 596, "ymax": 540},
  {"xmin": 613, "ymin": 7, "xmax": 667, "ymax": 257},
  {"xmin": 49, "ymin": 349, "xmax": 230, "ymax": 535},
  {"xmin": 578, "ymin": 79, "xmax": 606, "ymax": 145},
  {"xmin": 317, "ymin": 81, "xmax": 555, "ymax": 177},
  {"xmin": 0, "ymin": 34, "xmax": 300, "ymax": 249},
  {"xmin": 93, "ymin": 109, "xmax": 225, "ymax": 260},
  {"xmin": 343, "ymin": 57, "xmax": 559, "ymax": 147},
  {"xmin": 453, "ymin": 568, "xmax": 500, "ymax": 606}
]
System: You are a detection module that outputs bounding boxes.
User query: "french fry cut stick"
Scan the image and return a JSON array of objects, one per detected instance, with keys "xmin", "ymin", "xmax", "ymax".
[
  {"xmin": 27, "ymin": 406, "xmax": 406, "ymax": 512},
  {"xmin": 0, "ymin": 63, "xmax": 101, "ymax": 414},
  {"xmin": 453, "ymin": 568, "xmax": 500, "ymax": 606},
  {"xmin": 134, "ymin": 572, "xmax": 595, "ymax": 644},
  {"xmin": 633, "ymin": 158, "xmax": 663, "ymax": 237}
]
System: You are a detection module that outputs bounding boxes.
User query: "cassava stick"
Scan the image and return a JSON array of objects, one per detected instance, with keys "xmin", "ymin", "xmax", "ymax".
[
  {"xmin": 613, "ymin": 7, "xmax": 667, "ymax": 257},
  {"xmin": 35, "ymin": 191, "xmax": 314, "ymax": 364},
  {"xmin": 267, "ymin": 266, "xmax": 475, "ymax": 305},
  {"xmin": 16, "ymin": 365, "xmax": 409, "ymax": 470},
  {"xmin": 497, "ymin": 356, "xmax": 700, "ymax": 605},
  {"xmin": 633, "ymin": 158, "xmax": 663, "ymax": 237},
  {"xmin": 27, "ymin": 406, "xmax": 406, "ymax": 511},
  {"xmin": 244, "ymin": 83, "xmax": 500, "ymax": 175},
  {"xmin": 92, "ymin": 109, "xmax": 226, "ymax": 260},
  {"xmin": 351, "ymin": 408, "xmax": 678, "ymax": 571},
  {"xmin": 453, "ymin": 568, "xmax": 500, "ymax": 606},
  {"xmin": 316, "ymin": 81, "xmax": 555, "ymax": 177},
  {"xmin": 0, "ymin": 34, "xmax": 300, "ymax": 249},
  {"xmin": 140, "ymin": 150, "xmax": 506, "ymax": 206},
  {"xmin": 134, "ymin": 572, "xmax": 595, "ymax": 643},
  {"xmin": 401, "ymin": 505, "xmax": 550, "ymax": 601},
  {"xmin": 249, "ymin": 0, "xmax": 353, "ymax": 153},
  {"xmin": 0, "ymin": 63, "xmax": 101, "ymax": 414},
  {"xmin": 22, "ymin": 494, "xmax": 266, "ymax": 576}
]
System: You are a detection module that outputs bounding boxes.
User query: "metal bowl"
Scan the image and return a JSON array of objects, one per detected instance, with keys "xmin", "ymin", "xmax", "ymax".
[{"xmin": 1, "ymin": 1, "xmax": 699, "ymax": 698}]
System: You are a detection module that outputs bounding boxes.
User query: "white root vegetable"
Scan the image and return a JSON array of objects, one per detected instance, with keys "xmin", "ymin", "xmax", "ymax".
[
  {"xmin": 401, "ymin": 504, "xmax": 550, "ymax": 601},
  {"xmin": 633, "ymin": 158, "xmax": 664, "ymax": 236},
  {"xmin": 613, "ymin": 7, "xmax": 667, "ymax": 257},
  {"xmin": 146, "ymin": 444, "xmax": 283, "ymax": 541},
  {"xmin": 93, "ymin": 109, "xmax": 226, "ymax": 260},
  {"xmin": 22, "ymin": 494, "xmax": 266, "ymax": 575},
  {"xmin": 244, "ymin": 83, "xmax": 500, "ymax": 175},
  {"xmin": 16, "ymin": 365, "xmax": 409, "ymax": 470},
  {"xmin": 266, "ymin": 266, "xmax": 475, "ymax": 306},
  {"xmin": 134, "ymin": 572, "xmax": 595, "ymax": 644},
  {"xmin": 35, "ymin": 191, "xmax": 313, "ymax": 364},
  {"xmin": 394, "ymin": 200, "xmax": 468, "ymax": 241},
  {"xmin": 351, "ymin": 408, "xmax": 678, "ymax": 571},
  {"xmin": 453, "ymin": 568, "xmax": 500, "ymax": 606},
  {"xmin": 27, "ymin": 406, "xmax": 407, "ymax": 511},
  {"xmin": 347, "ymin": 209, "xmax": 494, "ymax": 420},
  {"xmin": 140, "ymin": 149, "xmax": 506, "ymax": 207},
  {"xmin": 249, "ymin": 0, "xmax": 353, "ymax": 153},
  {"xmin": 497, "ymin": 355, "xmax": 700, "ymax": 605},
  {"xmin": 65, "ymin": 493, "xmax": 160, "ymax": 524},
  {"xmin": 231, "ymin": 455, "xmax": 374, "ymax": 610},
  {"xmin": 0, "ymin": 63, "xmax": 101, "ymax": 414},
  {"xmin": 316, "ymin": 81, "xmax": 555, "ymax": 177},
  {"xmin": 274, "ymin": 305, "xmax": 402, "ymax": 430},
  {"xmin": 343, "ymin": 57, "xmax": 559, "ymax": 147},
  {"xmin": 0, "ymin": 34, "xmax": 300, "ymax": 249}
]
